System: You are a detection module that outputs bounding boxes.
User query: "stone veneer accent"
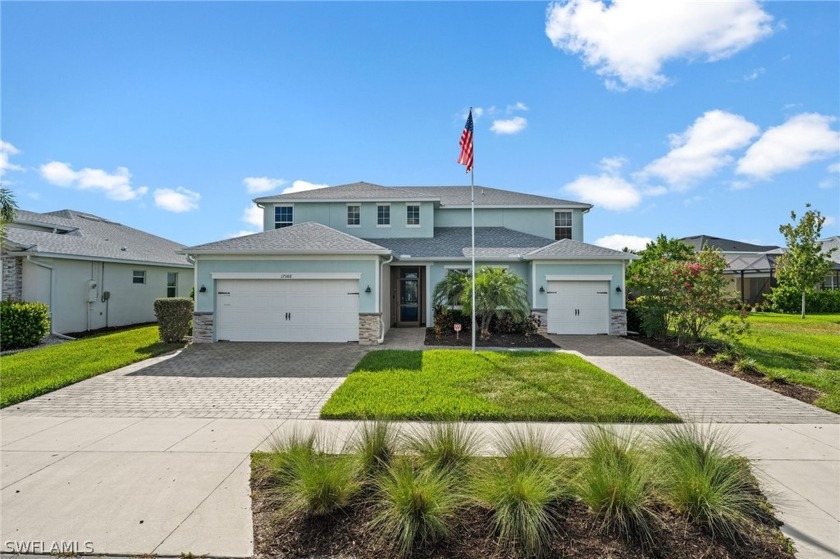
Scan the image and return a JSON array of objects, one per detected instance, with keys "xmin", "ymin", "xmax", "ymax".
[
  {"xmin": 1, "ymin": 250, "xmax": 23, "ymax": 300},
  {"xmin": 610, "ymin": 309, "xmax": 628, "ymax": 336},
  {"xmin": 192, "ymin": 312, "xmax": 214, "ymax": 343},
  {"xmin": 359, "ymin": 313, "xmax": 381, "ymax": 345},
  {"xmin": 531, "ymin": 309, "xmax": 548, "ymax": 334}
]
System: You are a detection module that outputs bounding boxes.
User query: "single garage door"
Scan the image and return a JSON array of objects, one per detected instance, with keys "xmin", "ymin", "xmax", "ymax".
[
  {"xmin": 215, "ymin": 279, "xmax": 359, "ymax": 342},
  {"xmin": 547, "ymin": 280, "xmax": 609, "ymax": 335}
]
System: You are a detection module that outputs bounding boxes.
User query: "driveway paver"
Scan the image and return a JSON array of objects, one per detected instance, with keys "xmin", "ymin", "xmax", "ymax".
[{"xmin": 2, "ymin": 342, "xmax": 367, "ymax": 420}]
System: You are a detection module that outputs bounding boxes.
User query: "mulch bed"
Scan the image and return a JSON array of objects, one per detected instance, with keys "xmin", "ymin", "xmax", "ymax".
[
  {"xmin": 425, "ymin": 328, "xmax": 559, "ymax": 349},
  {"xmin": 632, "ymin": 335, "xmax": 822, "ymax": 406},
  {"xmin": 252, "ymin": 468, "xmax": 794, "ymax": 559}
]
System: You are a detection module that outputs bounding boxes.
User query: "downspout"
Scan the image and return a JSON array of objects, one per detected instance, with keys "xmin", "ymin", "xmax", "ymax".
[
  {"xmin": 377, "ymin": 254, "xmax": 394, "ymax": 344},
  {"xmin": 26, "ymin": 255, "xmax": 57, "ymax": 335}
]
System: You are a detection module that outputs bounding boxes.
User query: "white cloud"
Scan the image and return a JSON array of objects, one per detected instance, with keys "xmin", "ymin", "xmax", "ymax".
[
  {"xmin": 242, "ymin": 205, "xmax": 263, "ymax": 229},
  {"xmin": 823, "ymin": 215, "xmax": 837, "ymax": 228},
  {"xmin": 827, "ymin": 162, "xmax": 840, "ymax": 174},
  {"xmin": 243, "ymin": 176, "xmax": 287, "ymax": 194},
  {"xmin": 743, "ymin": 67, "xmax": 765, "ymax": 81},
  {"xmin": 40, "ymin": 161, "xmax": 148, "ymax": 201},
  {"xmin": 231, "ymin": 229, "xmax": 261, "ymax": 238},
  {"xmin": 641, "ymin": 110, "xmax": 759, "ymax": 190},
  {"xmin": 281, "ymin": 180, "xmax": 329, "ymax": 194},
  {"xmin": 0, "ymin": 140, "xmax": 23, "ymax": 177},
  {"xmin": 736, "ymin": 113, "xmax": 840, "ymax": 180},
  {"xmin": 563, "ymin": 173, "xmax": 641, "ymax": 211},
  {"xmin": 595, "ymin": 234, "xmax": 652, "ymax": 252},
  {"xmin": 491, "ymin": 116, "xmax": 528, "ymax": 135},
  {"xmin": 545, "ymin": 0, "xmax": 773, "ymax": 90},
  {"xmin": 599, "ymin": 155, "xmax": 627, "ymax": 174},
  {"xmin": 641, "ymin": 185, "xmax": 668, "ymax": 196},
  {"xmin": 506, "ymin": 102, "xmax": 529, "ymax": 114},
  {"xmin": 153, "ymin": 187, "xmax": 200, "ymax": 213}
]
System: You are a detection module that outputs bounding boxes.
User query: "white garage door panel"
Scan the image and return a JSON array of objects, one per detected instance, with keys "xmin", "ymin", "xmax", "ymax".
[
  {"xmin": 547, "ymin": 280, "xmax": 609, "ymax": 335},
  {"xmin": 215, "ymin": 279, "xmax": 359, "ymax": 342}
]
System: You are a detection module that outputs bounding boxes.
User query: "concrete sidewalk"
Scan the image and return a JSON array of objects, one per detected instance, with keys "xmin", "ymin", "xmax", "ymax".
[{"xmin": 2, "ymin": 415, "xmax": 838, "ymax": 558}]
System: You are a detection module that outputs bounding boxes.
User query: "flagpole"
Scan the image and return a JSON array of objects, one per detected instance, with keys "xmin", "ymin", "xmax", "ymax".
[{"xmin": 470, "ymin": 114, "xmax": 477, "ymax": 354}]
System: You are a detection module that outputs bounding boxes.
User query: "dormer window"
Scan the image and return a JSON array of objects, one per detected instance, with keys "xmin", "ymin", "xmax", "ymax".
[
  {"xmin": 554, "ymin": 211, "xmax": 572, "ymax": 240},
  {"xmin": 275, "ymin": 206, "xmax": 293, "ymax": 229},
  {"xmin": 347, "ymin": 204, "xmax": 361, "ymax": 227}
]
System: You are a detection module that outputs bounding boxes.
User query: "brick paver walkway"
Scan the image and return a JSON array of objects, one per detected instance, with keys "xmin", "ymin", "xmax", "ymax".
[
  {"xmin": 3, "ymin": 343, "xmax": 367, "ymax": 419},
  {"xmin": 551, "ymin": 335, "xmax": 839, "ymax": 424}
]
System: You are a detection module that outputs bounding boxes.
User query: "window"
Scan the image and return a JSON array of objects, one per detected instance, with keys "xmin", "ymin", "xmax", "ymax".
[
  {"xmin": 377, "ymin": 204, "xmax": 390, "ymax": 226},
  {"xmin": 167, "ymin": 272, "xmax": 178, "ymax": 297},
  {"xmin": 406, "ymin": 204, "xmax": 420, "ymax": 226},
  {"xmin": 132, "ymin": 270, "xmax": 146, "ymax": 285},
  {"xmin": 347, "ymin": 204, "xmax": 361, "ymax": 226},
  {"xmin": 554, "ymin": 211, "xmax": 572, "ymax": 240},
  {"xmin": 274, "ymin": 206, "xmax": 293, "ymax": 229}
]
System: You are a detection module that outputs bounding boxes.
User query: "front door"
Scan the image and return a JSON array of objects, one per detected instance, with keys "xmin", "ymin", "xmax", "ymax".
[{"xmin": 398, "ymin": 267, "xmax": 421, "ymax": 326}]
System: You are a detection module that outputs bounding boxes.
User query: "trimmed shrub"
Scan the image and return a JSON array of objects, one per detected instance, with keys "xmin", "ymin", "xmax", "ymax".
[
  {"xmin": 153, "ymin": 297, "xmax": 193, "ymax": 343},
  {"xmin": 767, "ymin": 284, "xmax": 840, "ymax": 313},
  {"xmin": 0, "ymin": 300, "xmax": 50, "ymax": 350}
]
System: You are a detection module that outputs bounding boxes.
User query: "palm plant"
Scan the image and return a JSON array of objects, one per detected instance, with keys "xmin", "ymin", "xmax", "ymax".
[
  {"xmin": 0, "ymin": 188, "xmax": 18, "ymax": 236},
  {"xmin": 433, "ymin": 267, "xmax": 530, "ymax": 339}
]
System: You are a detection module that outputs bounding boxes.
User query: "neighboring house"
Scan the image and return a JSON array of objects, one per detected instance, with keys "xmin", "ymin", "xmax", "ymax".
[
  {"xmin": 680, "ymin": 235, "xmax": 783, "ymax": 305},
  {"xmin": 1, "ymin": 209, "xmax": 193, "ymax": 335},
  {"xmin": 819, "ymin": 236, "xmax": 840, "ymax": 290},
  {"xmin": 680, "ymin": 235, "xmax": 840, "ymax": 304},
  {"xmin": 183, "ymin": 181, "xmax": 635, "ymax": 344}
]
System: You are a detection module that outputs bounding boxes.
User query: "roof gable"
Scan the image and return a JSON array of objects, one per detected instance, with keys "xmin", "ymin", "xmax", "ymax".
[
  {"xmin": 525, "ymin": 239, "xmax": 637, "ymax": 260},
  {"xmin": 183, "ymin": 222, "xmax": 390, "ymax": 255},
  {"xmin": 680, "ymin": 235, "xmax": 779, "ymax": 253}
]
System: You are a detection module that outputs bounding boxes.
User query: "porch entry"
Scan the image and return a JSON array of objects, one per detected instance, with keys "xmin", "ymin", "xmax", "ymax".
[{"xmin": 391, "ymin": 266, "xmax": 426, "ymax": 327}]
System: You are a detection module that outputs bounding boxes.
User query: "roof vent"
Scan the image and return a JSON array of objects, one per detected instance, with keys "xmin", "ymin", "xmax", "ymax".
[{"xmin": 121, "ymin": 247, "xmax": 127, "ymax": 251}]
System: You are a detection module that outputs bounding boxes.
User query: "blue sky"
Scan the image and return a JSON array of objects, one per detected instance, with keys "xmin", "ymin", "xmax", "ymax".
[{"xmin": 2, "ymin": 1, "xmax": 838, "ymax": 250}]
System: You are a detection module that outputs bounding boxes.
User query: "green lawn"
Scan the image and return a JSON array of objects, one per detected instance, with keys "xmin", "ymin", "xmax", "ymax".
[
  {"xmin": 737, "ymin": 312, "xmax": 840, "ymax": 413},
  {"xmin": 320, "ymin": 349, "xmax": 678, "ymax": 422},
  {"xmin": 1, "ymin": 325, "xmax": 183, "ymax": 407}
]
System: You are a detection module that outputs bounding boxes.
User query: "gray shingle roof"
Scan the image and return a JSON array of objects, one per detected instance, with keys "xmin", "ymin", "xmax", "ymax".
[
  {"xmin": 681, "ymin": 235, "xmax": 780, "ymax": 252},
  {"xmin": 369, "ymin": 228, "xmax": 552, "ymax": 259},
  {"xmin": 254, "ymin": 181, "xmax": 590, "ymax": 208},
  {"xmin": 525, "ymin": 239, "xmax": 637, "ymax": 260},
  {"xmin": 4, "ymin": 209, "xmax": 191, "ymax": 267},
  {"xmin": 183, "ymin": 222, "xmax": 391, "ymax": 255}
]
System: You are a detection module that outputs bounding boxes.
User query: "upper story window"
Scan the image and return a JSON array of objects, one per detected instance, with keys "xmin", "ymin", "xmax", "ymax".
[
  {"xmin": 406, "ymin": 204, "xmax": 421, "ymax": 227},
  {"xmin": 377, "ymin": 204, "xmax": 390, "ymax": 226},
  {"xmin": 133, "ymin": 270, "xmax": 146, "ymax": 285},
  {"xmin": 275, "ymin": 206, "xmax": 293, "ymax": 229},
  {"xmin": 347, "ymin": 204, "xmax": 361, "ymax": 226},
  {"xmin": 167, "ymin": 272, "xmax": 178, "ymax": 297},
  {"xmin": 554, "ymin": 211, "xmax": 572, "ymax": 240}
]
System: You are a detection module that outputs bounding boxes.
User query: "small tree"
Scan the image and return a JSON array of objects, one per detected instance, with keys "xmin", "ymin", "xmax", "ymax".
[
  {"xmin": 0, "ymin": 188, "xmax": 18, "ymax": 237},
  {"xmin": 775, "ymin": 204, "xmax": 836, "ymax": 319},
  {"xmin": 669, "ymin": 247, "xmax": 729, "ymax": 343},
  {"xmin": 432, "ymin": 267, "xmax": 530, "ymax": 339},
  {"xmin": 626, "ymin": 235, "xmax": 694, "ymax": 338}
]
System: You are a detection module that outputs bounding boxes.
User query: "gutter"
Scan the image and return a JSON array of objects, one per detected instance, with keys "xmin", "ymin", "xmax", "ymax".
[
  {"xmin": 25, "ymin": 255, "xmax": 56, "ymax": 335},
  {"xmin": 377, "ymin": 254, "xmax": 394, "ymax": 344}
]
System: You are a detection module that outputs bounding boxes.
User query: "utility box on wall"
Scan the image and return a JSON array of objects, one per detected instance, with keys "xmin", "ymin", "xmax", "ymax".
[{"xmin": 86, "ymin": 280, "xmax": 98, "ymax": 303}]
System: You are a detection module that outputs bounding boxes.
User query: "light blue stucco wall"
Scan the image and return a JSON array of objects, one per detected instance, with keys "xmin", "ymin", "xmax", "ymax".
[
  {"xmin": 263, "ymin": 202, "xmax": 434, "ymax": 238},
  {"xmin": 194, "ymin": 257, "xmax": 380, "ymax": 313},
  {"xmin": 532, "ymin": 261, "xmax": 626, "ymax": 310},
  {"xmin": 434, "ymin": 208, "xmax": 585, "ymax": 241}
]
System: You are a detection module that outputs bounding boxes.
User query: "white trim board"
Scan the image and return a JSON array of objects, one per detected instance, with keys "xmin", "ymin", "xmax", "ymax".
[
  {"xmin": 546, "ymin": 274, "xmax": 613, "ymax": 281},
  {"xmin": 211, "ymin": 272, "xmax": 362, "ymax": 280}
]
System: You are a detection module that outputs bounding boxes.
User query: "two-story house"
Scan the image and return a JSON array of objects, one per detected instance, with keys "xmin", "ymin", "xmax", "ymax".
[{"xmin": 183, "ymin": 181, "xmax": 635, "ymax": 344}]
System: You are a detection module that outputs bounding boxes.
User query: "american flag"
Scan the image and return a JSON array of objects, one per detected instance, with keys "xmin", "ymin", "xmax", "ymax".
[{"xmin": 458, "ymin": 109, "xmax": 474, "ymax": 173}]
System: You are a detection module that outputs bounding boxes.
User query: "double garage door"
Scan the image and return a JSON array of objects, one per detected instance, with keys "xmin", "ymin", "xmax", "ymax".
[
  {"xmin": 547, "ymin": 280, "xmax": 610, "ymax": 335},
  {"xmin": 215, "ymin": 279, "xmax": 359, "ymax": 342}
]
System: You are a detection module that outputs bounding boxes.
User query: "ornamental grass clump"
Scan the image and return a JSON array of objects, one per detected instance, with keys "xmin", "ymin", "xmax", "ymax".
[
  {"xmin": 471, "ymin": 428, "xmax": 568, "ymax": 557},
  {"xmin": 654, "ymin": 424, "xmax": 769, "ymax": 542},
  {"xmin": 370, "ymin": 460, "xmax": 461, "ymax": 558},
  {"xmin": 406, "ymin": 422, "xmax": 481, "ymax": 473},
  {"xmin": 575, "ymin": 426, "xmax": 659, "ymax": 547},
  {"xmin": 352, "ymin": 420, "xmax": 400, "ymax": 474},
  {"xmin": 267, "ymin": 429, "xmax": 361, "ymax": 518}
]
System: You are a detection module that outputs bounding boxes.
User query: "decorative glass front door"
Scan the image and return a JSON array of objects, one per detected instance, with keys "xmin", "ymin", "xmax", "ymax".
[{"xmin": 398, "ymin": 267, "xmax": 420, "ymax": 324}]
